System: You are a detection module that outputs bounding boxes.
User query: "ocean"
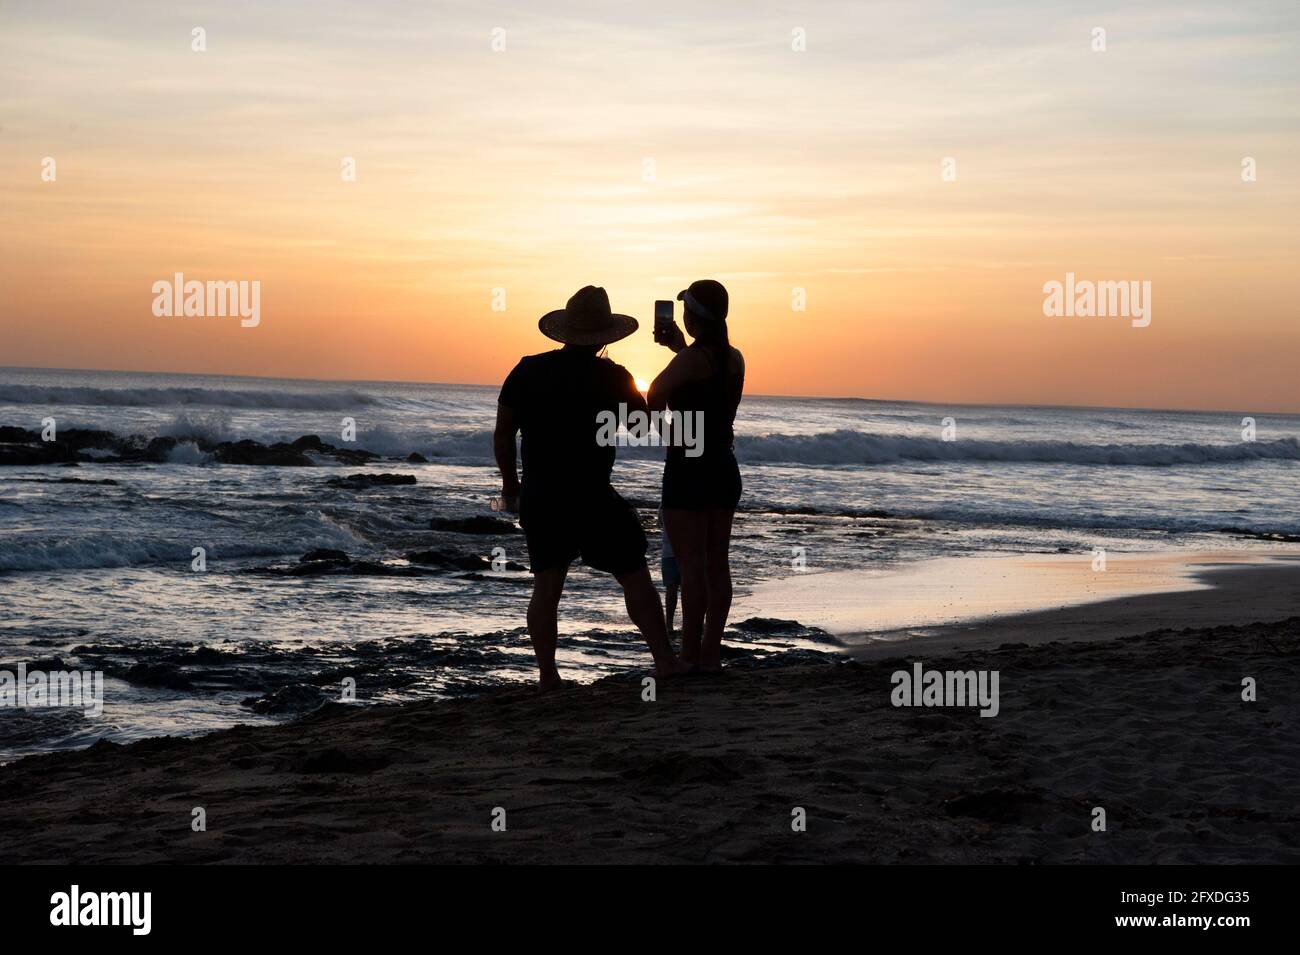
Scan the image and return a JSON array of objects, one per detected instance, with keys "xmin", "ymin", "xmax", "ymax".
[{"xmin": 2, "ymin": 365, "xmax": 1298, "ymax": 761}]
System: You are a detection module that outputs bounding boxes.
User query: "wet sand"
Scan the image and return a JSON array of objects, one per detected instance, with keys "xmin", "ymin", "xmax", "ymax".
[
  {"xmin": 1, "ymin": 607, "xmax": 1296, "ymax": 864},
  {"xmin": 739, "ymin": 551, "xmax": 1300, "ymax": 656}
]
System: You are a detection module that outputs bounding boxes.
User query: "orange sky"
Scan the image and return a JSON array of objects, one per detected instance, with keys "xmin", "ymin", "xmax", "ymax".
[{"xmin": 2, "ymin": 1, "xmax": 1298, "ymax": 412}]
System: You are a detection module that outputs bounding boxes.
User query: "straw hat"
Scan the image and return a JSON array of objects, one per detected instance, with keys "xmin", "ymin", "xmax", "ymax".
[{"xmin": 539, "ymin": 286, "xmax": 638, "ymax": 346}]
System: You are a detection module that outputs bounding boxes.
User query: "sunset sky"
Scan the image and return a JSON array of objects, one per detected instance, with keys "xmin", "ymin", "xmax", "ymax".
[{"xmin": 2, "ymin": 0, "xmax": 1298, "ymax": 411}]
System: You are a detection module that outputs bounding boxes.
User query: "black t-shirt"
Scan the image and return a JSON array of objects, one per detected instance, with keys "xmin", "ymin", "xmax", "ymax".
[{"xmin": 499, "ymin": 349, "xmax": 646, "ymax": 496}]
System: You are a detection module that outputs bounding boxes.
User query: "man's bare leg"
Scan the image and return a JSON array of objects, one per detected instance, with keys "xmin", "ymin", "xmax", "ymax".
[
  {"xmin": 616, "ymin": 565, "xmax": 691, "ymax": 678},
  {"xmin": 527, "ymin": 565, "xmax": 568, "ymax": 690}
]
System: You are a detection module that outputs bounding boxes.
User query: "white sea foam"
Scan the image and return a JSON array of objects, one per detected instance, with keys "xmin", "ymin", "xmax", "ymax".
[
  {"xmin": 732, "ymin": 430, "xmax": 1300, "ymax": 467},
  {"xmin": 160, "ymin": 411, "xmax": 235, "ymax": 444},
  {"xmin": 165, "ymin": 441, "xmax": 211, "ymax": 465},
  {"xmin": 288, "ymin": 426, "xmax": 1300, "ymax": 469},
  {"xmin": 0, "ymin": 511, "xmax": 366, "ymax": 572}
]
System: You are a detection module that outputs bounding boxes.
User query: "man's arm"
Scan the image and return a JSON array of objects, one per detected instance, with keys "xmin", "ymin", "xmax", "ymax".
[{"xmin": 493, "ymin": 402, "xmax": 521, "ymax": 511}]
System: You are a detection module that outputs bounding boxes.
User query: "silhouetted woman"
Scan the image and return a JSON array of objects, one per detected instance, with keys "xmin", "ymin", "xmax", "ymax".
[{"xmin": 648, "ymin": 280, "xmax": 744, "ymax": 673}]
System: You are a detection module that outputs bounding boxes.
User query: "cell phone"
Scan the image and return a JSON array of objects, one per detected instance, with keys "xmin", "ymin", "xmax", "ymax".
[{"xmin": 654, "ymin": 300, "xmax": 674, "ymax": 339}]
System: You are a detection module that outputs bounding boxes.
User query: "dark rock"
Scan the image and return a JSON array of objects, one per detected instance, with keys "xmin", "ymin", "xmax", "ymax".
[
  {"xmin": 58, "ymin": 429, "xmax": 121, "ymax": 451},
  {"xmin": 1218, "ymin": 527, "xmax": 1300, "ymax": 544},
  {"xmin": 241, "ymin": 683, "xmax": 328, "ymax": 715},
  {"xmin": 720, "ymin": 647, "xmax": 839, "ymax": 667},
  {"xmin": 278, "ymin": 559, "xmax": 360, "ymax": 576},
  {"xmin": 0, "ymin": 426, "xmax": 389, "ymax": 469},
  {"xmin": 214, "ymin": 440, "xmax": 314, "ymax": 467},
  {"xmin": 326, "ymin": 472, "xmax": 417, "ymax": 489},
  {"xmin": 0, "ymin": 443, "xmax": 77, "ymax": 466},
  {"xmin": 405, "ymin": 548, "xmax": 491, "ymax": 571},
  {"xmin": 170, "ymin": 646, "xmax": 229, "ymax": 665},
  {"xmin": 289, "ymin": 435, "xmax": 334, "ymax": 452},
  {"xmin": 345, "ymin": 561, "xmax": 431, "ymax": 577},
  {"xmin": 727, "ymin": 618, "xmax": 840, "ymax": 647},
  {"xmin": 732, "ymin": 617, "xmax": 808, "ymax": 635},
  {"xmin": 123, "ymin": 663, "xmax": 193, "ymax": 690},
  {"xmin": 301, "ymin": 548, "xmax": 350, "ymax": 563},
  {"xmin": 88, "ymin": 435, "xmax": 178, "ymax": 463},
  {"xmin": 406, "ymin": 452, "xmax": 428, "ymax": 463},
  {"xmin": 265, "ymin": 559, "xmax": 433, "ymax": 577},
  {"xmin": 429, "ymin": 515, "xmax": 519, "ymax": 535},
  {"xmin": 142, "ymin": 436, "xmax": 179, "ymax": 461},
  {"xmin": 326, "ymin": 447, "xmax": 381, "ymax": 465}
]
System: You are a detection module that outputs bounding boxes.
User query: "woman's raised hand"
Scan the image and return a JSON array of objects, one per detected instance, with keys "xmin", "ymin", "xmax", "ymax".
[{"xmin": 654, "ymin": 321, "xmax": 687, "ymax": 353}]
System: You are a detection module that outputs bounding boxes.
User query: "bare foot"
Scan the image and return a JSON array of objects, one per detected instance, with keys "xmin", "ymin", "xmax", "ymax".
[
  {"xmin": 537, "ymin": 676, "xmax": 567, "ymax": 693},
  {"xmin": 653, "ymin": 658, "xmax": 693, "ymax": 680},
  {"xmin": 694, "ymin": 652, "xmax": 723, "ymax": 675}
]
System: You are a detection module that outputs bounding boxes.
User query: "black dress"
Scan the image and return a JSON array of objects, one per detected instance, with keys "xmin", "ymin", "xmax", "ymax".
[{"xmin": 661, "ymin": 348, "xmax": 743, "ymax": 510}]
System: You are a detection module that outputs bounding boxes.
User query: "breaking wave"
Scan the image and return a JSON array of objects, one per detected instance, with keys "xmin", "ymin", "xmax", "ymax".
[
  {"xmin": 733, "ymin": 430, "xmax": 1300, "ymax": 467},
  {"xmin": 0, "ymin": 383, "xmax": 381, "ymax": 411}
]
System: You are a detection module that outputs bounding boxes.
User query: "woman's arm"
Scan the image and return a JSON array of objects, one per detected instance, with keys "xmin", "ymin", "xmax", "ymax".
[{"xmin": 647, "ymin": 349, "xmax": 703, "ymax": 413}]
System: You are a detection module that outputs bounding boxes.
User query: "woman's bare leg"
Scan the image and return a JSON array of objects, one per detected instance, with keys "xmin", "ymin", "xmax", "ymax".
[
  {"xmin": 665, "ymin": 581, "xmax": 679, "ymax": 646},
  {"xmin": 699, "ymin": 508, "xmax": 736, "ymax": 670},
  {"xmin": 664, "ymin": 509, "xmax": 707, "ymax": 665}
]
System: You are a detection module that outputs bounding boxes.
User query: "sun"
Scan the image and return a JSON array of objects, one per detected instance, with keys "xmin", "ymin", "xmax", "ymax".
[{"xmin": 634, "ymin": 377, "xmax": 650, "ymax": 393}]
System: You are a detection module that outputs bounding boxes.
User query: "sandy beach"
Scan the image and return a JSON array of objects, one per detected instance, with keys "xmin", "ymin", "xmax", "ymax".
[{"xmin": 2, "ymin": 575, "xmax": 1296, "ymax": 864}]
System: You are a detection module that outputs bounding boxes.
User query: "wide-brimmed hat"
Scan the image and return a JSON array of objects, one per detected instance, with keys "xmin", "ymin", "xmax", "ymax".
[{"xmin": 539, "ymin": 286, "xmax": 638, "ymax": 346}]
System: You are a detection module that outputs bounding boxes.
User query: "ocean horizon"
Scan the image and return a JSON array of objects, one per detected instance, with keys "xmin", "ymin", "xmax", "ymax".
[{"xmin": 3, "ymin": 363, "xmax": 1296, "ymax": 417}]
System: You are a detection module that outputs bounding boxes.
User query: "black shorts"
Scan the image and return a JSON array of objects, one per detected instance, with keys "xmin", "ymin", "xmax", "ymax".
[
  {"xmin": 661, "ymin": 451, "xmax": 742, "ymax": 511},
  {"xmin": 520, "ymin": 486, "xmax": 648, "ymax": 576}
]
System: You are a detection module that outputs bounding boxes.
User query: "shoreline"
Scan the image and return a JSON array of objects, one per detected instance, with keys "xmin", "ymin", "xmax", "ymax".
[
  {"xmin": 1, "ymin": 615, "xmax": 1296, "ymax": 864},
  {"xmin": 852, "ymin": 559, "xmax": 1300, "ymax": 661},
  {"xmin": 736, "ymin": 550, "xmax": 1300, "ymax": 658}
]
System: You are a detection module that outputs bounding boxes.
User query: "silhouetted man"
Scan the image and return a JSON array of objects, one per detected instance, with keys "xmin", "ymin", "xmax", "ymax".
[{"xmin": 494, "ymin": 285, "xmax": 688, "ymax": 689}]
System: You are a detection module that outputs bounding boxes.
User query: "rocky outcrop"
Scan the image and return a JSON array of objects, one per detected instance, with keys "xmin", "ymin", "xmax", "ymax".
[
  {"xmin": 428, "ymin": 515, "xmax": 519, "ymax": 535},
  {"xmin": 0, "ymin": 426, "xmax": 391, "ymax": 467},
  {"xmin": 325, "ymin": 473, "xmax": 417, "ymax": 489}
]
